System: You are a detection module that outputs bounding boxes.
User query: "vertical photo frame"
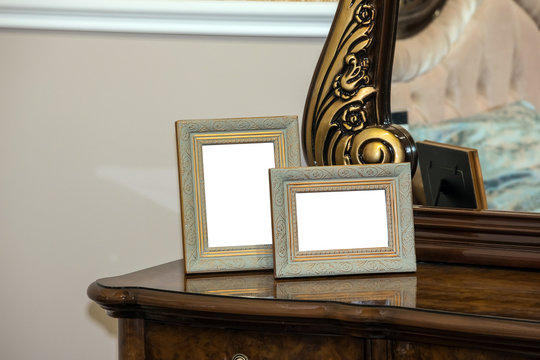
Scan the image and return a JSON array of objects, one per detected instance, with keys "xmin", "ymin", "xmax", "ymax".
[{"xmin": 177, "ymin": 116, "xmax": 300, "ymax": 274}]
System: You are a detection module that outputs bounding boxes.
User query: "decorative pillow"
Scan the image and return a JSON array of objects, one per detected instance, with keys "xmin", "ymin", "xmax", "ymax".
[{"xmin": 406, "ymin": 101, "xmax": 540, "ymax": 212}]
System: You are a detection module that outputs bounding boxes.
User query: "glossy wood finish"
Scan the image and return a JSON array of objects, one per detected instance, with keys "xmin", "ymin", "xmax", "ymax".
[
  {"xmin": 89, "ymin": 260, "xmax": 540, "ymax": 359},
  {"xmin": 414, "ymin": 206, "xmax": 540, "ymax": 269},
  {"xmin": 391, "ymin": 341, "xmax": 535, "ymax": 360},
  {"xmin": 145, "ymin": 321, "xmax": 364, "ymax": 360},
  {"xmin": 119, "ymin": 319, "xmax": 144, "ymax": 360}
]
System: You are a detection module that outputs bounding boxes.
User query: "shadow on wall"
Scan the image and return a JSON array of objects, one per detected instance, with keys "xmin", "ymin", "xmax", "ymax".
[
  {"xmin": 87, "ymin": 302, "xmax": 117, "ymax": 337},
  {"xmin": 84, "ymin": 166, "xmax": 183, "ymax": 342},
  {"xmin": 96, "ymin": 166, "xmax": 180, "ymax": 214}
]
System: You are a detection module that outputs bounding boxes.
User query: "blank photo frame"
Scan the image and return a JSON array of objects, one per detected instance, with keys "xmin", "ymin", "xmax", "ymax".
[
  {"xmin": 176, "ymin": 116, "xmax": 300, "ymax": 274},
  {"xmin": 269, "ymin": 163, "xmax": 416, "ymax": 278}
]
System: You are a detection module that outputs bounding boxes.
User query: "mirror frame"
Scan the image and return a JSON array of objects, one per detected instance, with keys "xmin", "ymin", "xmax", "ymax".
[
  {"xmin": 176, "ymin": 116, "xmax": 301, "ymax": 274},
  {"xmin": 414, "ymin": 206, "xmax": 540, "ymax": 269}
]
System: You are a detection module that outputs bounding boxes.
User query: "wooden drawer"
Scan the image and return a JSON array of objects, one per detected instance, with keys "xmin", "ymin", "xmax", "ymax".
[{"xmin": 144, "ymin": 320, "xmax": 365, "ymax": 360}]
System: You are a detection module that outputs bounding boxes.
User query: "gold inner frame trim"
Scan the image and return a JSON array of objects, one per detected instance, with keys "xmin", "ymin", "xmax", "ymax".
[
  {"xmin": 194, "ymin": 288, "xmax": 264, "ymax": 296},
  {"xmin": 289, "ymin": 290, "xmax": 402, "ymax": 306},
  {"xmin": 191, "ymin": 131, "xmax": 286, "ymax": 258},
  {"xmin": 285, "ymin": 179, "xmax": 400, "ymax": 262}
]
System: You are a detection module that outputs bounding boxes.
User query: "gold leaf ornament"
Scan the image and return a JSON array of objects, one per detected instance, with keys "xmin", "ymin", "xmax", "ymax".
[{"xmin": 303, "ymin": 0, "xmax": 417, "ymax": 170}]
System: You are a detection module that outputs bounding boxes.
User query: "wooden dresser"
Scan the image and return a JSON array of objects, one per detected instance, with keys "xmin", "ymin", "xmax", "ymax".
[{"xmin": 88, "ymin": 259, "xmax": 540, "ymax": 359}]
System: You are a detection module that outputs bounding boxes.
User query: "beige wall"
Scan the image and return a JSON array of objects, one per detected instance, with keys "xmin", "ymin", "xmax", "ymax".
[{"xmin": 0, "ymin": 29, "xmax": 324, "ymax": 359}]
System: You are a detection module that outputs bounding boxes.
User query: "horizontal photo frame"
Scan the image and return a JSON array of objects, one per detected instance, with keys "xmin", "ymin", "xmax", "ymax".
[
  {"xmin": 176, "ymin": 116, "xmax": 301, "ymax": 274},
  {"xmin": 269, "ymin": 163, "xmax": 416, "ymax": 278}
]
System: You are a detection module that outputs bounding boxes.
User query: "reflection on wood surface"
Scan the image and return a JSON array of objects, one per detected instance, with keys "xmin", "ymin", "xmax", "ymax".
[
  {"xmin": 185, "ymin": 269, "xmax": 416, "ymax": 307},
  {"xmin": 186, "ymin": 273, "xmax": 275, "ymax": 298},
  {"xmin": 276, "ymin": 275, "xmax": 416, "ymax": 306}
]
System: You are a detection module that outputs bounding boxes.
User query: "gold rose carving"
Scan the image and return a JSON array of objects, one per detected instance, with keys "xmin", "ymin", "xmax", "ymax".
[{"xmin": 303, "ymin": 0, "xmax": 417, "ymax": 169}]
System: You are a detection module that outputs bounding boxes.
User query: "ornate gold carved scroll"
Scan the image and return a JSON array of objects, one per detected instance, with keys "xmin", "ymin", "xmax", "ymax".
[{"xmin": 302, "ymin": 0, "xmax": 416, "ymax": 169}]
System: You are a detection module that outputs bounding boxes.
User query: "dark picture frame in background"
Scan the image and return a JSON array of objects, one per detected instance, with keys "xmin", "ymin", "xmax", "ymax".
[{"xmin": 417, "ymin": 140, "xmax": 487, "ymax": 210}]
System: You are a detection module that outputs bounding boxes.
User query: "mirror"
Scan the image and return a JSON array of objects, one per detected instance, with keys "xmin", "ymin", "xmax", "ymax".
[
  {"xmin": 405, "ymin": 102, "xmax": 540, "ymax": 214},
  {"xmin": 176, "ymin": 116, "xmax": 301, "ymax": 274},
  {"xmin": 396, "ymin": 0, "xmax": 446, "ymax": 39},
  {"xmin": 391, "ymin": 0, "xmax": 540, "ymax": 214}
]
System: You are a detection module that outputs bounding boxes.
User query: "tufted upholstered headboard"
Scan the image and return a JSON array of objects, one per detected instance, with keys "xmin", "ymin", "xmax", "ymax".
[{"xmin": 391, "ymin": 0, "xmax": 540, "ymax": 125}]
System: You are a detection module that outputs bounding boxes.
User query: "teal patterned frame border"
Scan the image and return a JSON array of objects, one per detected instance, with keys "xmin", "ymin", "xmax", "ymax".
[
  {"xmin": 269, "ymin": 163, "xmax": 416, "ymax": 278},
  {"xmin": 176, "ymin": 116, "xmax": 301, "ymax": 274}
]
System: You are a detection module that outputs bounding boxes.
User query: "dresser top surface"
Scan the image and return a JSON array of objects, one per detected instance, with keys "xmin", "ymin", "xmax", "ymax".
[{"xmin": 92, "ymin": 260, "xmax": 540, "ymax": 323}]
